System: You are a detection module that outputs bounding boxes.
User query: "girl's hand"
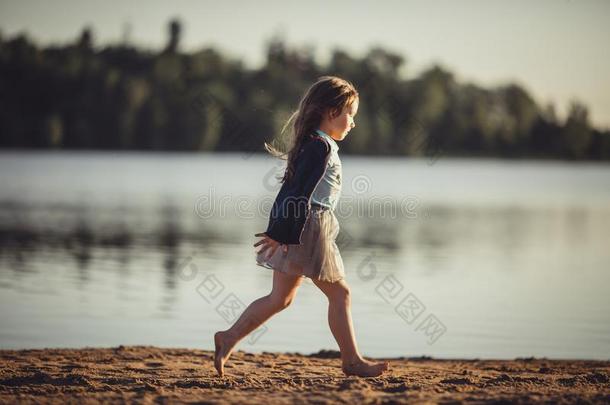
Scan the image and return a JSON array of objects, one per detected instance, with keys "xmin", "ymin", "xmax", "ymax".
[{"xmin": 254, "ymin": 232, "xmax": 289, "ymax": 259}]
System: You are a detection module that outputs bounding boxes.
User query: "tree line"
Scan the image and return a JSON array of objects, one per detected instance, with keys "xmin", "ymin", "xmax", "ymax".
[{"xmin": 1, "ymin": 20, "xmax": 609, "ymax": 160}]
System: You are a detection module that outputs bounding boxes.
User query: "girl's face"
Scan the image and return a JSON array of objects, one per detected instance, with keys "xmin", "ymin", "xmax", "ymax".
[{"xmin": 324, "ymin": 98, "xmax": 359, "ymax": 141}]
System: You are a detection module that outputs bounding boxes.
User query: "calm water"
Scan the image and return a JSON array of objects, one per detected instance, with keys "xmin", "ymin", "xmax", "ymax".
[{"xmin": 0, "ymin": 151, "xmax": 609, "ymax": 360}]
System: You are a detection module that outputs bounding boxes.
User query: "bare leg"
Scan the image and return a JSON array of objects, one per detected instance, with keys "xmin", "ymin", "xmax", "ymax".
[
  {"xmin": 214, "ymin": 270, "xmax": 303, "ymax": 376},
  {"xmin": 313, "ymin": 278, "xmax": 390, "ymax": 377}
]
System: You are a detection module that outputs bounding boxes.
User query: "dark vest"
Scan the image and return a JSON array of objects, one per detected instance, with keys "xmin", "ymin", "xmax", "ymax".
[{"xmin": 263, "ymin": 133, "xmax": 332, "ymax": 244}]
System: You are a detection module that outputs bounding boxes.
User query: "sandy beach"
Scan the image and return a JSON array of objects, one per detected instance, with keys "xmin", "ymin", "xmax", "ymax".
[{"xmin": 0, "ymin": 345, "xmax": 607, "ymax": 404}]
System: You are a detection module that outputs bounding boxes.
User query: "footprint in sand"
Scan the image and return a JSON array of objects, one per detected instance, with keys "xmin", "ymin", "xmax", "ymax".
[{"xmin": 144, "ymin": 361, "xmax": 166, "ymax": 368}]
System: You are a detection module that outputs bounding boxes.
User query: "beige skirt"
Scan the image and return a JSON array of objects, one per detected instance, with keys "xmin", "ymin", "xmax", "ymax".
[{"xmin": 255, "ymin": 206, "xmax": 345, "ymax": 283}]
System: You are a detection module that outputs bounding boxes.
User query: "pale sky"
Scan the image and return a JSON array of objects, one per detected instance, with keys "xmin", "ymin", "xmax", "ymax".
[{"xmin": 1, "ymin": 0, "xmax": 609, "ymax": 128}]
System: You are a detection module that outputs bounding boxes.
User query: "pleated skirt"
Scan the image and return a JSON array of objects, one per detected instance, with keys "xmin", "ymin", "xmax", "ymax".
[{"xmin": 255, "ymin": 205, "xmax": 345, "ymax": 283}]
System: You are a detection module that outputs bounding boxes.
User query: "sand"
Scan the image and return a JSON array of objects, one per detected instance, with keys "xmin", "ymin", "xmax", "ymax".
[{"xmin": 0, "ymin": 345, "xmax": 608, "ymax": 404}]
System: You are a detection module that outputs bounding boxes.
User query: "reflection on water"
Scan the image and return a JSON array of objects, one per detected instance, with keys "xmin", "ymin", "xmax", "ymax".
[{"xmin": 0, "ymin": 152, "xmax": 609, "ymax": 359}]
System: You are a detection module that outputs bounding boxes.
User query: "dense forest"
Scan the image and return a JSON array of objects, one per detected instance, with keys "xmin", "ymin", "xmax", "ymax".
[{"xmin": 1, "ymin": 20, "xmax": 609, "ymax": 160}]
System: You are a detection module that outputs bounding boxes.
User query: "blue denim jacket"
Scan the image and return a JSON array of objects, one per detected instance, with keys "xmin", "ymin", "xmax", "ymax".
[{"xmin": 263, "ymin": 131, "xmax": 333, "ymax": 245}]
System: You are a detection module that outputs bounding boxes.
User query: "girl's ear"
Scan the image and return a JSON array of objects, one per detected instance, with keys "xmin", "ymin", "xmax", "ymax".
[{"xmin": 326, "ymin": 107, "xmax": 338, "ymax": 120}]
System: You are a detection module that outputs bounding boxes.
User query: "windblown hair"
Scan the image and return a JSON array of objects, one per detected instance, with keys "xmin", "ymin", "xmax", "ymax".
[{"xmin": 264, "ymin": 76, "xmax": 359, "ymax": 184}]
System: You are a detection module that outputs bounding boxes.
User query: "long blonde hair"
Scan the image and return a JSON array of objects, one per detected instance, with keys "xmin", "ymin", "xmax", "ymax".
[{"xmin": 265, "ymin": 76, "xmax": 359, "ymax": 184}]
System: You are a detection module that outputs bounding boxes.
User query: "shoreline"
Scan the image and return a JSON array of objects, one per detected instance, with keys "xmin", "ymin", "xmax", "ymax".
[{"xmin": 1, "ymin": 345, "xmax": 608, "ymax": 404}]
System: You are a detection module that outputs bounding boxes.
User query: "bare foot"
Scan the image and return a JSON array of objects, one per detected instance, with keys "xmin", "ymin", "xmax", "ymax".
[
  {"xmin": 342, "ymin": 358, "xmax": 390, "ymax": 377},
  {"xmin": 214, "ymin": 331, "xmax": 235, "ymax": 377}
]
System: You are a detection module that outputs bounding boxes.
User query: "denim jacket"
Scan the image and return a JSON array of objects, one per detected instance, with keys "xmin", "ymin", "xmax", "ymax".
[{"xmin": 263, "ymin": 132, "xmax": 332, "ymax": 245}]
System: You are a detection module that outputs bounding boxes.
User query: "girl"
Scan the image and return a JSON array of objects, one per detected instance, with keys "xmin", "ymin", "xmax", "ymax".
[{"xmin": 214, "ymin": 76, "xmax": 390, "ymax": 378}]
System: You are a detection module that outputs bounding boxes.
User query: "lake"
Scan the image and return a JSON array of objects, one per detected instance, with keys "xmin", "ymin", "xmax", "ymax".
[{"xmin": 0, "ymin": 151, "xmax": 609, "ymax": 360}]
